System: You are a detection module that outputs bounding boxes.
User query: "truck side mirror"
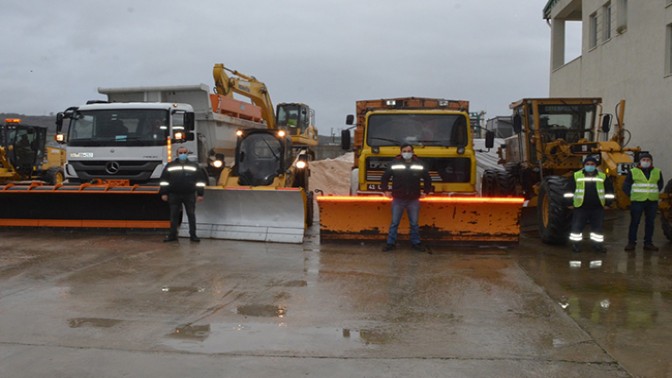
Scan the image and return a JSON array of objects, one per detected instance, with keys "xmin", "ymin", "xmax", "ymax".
[
  {"xmin": 184, "ymin": 112, "xmax": 195, "ymax": 132},
  {"xmin": 485, "ymin": 130, "xmax": 495, "ymax": 149},
  {"xmin": 345, "ymin": 114, "xmax": 354, "ymax": 125},
  {"xmin": 56, "ymin": 112, "xmax": 63, "ymax": 132},
  {"xmin": 512, "ymin": 114, "xmax": 522, "ymax": 134},
  {"xmin": 601, "ymin": 114, "xmax": 612, "ymax": 133},
  {"xmin": 341, "ymin": 129, "xmax": 351, "ymax": 150}
]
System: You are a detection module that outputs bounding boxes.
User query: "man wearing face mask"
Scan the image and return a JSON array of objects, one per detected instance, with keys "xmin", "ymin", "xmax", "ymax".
[
  {"xmin": 565, "ymin": 156, "xmax": 614, "ymax": 253},
  {"xmin": 159, "ymin": 147, "xmax": 208, "ymax": 242},
  {"xmin": 380, "ymin": 144, "xmax": 432, "ymax": 252},
  {"xmin": 623, "ymin": 152, "xmax": 664, "ymax": 251}
]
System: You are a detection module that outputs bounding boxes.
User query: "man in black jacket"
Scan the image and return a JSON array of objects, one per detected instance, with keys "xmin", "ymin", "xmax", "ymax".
[
  {"xmin": 159, "ymin": 147, "xmax": 208, "ymax": 242},
  {"xmin": 380, "ymin": 144, "xmax": 432, "ymax": 252}
]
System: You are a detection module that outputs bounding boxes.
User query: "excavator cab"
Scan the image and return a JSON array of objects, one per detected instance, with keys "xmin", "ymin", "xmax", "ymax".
[{"xmin": 276, "ymin": 103, "xmax": 318, "ymax": 147}]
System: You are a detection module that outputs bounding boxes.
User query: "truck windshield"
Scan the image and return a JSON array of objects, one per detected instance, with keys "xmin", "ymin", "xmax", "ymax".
[
  {"xmin": 535, "ymin": 104, "xmax": 596, "ymax": 143},
  {"xmin": 367, "ymin": 114, "xmax": 467, "ymax": 147},
  {"xmin": 68, "ymin": 109, "xmax": 169, "ymax": 147},
  {"xmin": 237, "ymin": 133, "xmax": 282, "ymax": 186}
]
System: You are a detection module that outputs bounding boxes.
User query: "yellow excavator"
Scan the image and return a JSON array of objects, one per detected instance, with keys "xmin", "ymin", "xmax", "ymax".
[
  {"xmin": 177, "ymin": 65, "xmax": 317, "ymax": 243},
  {"xmin": 213, "ymin": 64, "xmax": 318, "ymax": 149}
]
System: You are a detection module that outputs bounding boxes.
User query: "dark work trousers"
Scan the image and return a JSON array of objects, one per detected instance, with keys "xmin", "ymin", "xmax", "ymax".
[
  {"xmin": 628, "ymin": 200, "xmax": 658, "ymax": 245},
  {"xmin": 168, "ymin": 192, "xmax": 197, "ymax": 238},
  {"xmin": 571, "ymin": 207, "xmax": 604, "ymax": 243}
]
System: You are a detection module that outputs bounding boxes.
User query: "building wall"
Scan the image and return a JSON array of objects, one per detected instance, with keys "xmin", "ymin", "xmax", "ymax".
[{"xmin": 548, "ymin": 0, "xmax": 672, "ymax": 178}]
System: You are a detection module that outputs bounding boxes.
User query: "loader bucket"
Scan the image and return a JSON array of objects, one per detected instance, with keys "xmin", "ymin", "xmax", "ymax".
[
  {"xmin": 179, "ymin": 187, "xmax": 307, "ymax": 243},
  {"xmin": 317, "ymin": 195, "xmax": 524, "ymax": 245},
  {"xmin": 0, "ymin": 182, "xmax": 169, "ymax": 228}
]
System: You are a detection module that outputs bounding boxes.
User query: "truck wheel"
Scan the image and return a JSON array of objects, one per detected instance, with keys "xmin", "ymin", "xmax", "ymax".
[
  {"xmin": 43, "ymin": 167, "xmax": 65, "ymax": 185},
  {"xmin": 481, "ymin": 169, "xmax": 498, "ymax": 196},
  {"xmin": 306, "ymin": 191, "xmax": 314, "ymax": 227},
  {"xmin": 496, "ymin": 171, "xmax": 516, "ymax": 196},
  {"xmin": 537, "ymin": 176, "xmax": 571, "ymax": 245},
  {"xmin": 661, "ymin": 179, "xmax": 672, "ymax": 241}
]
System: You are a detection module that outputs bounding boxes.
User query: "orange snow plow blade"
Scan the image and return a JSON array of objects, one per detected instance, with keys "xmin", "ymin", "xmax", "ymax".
[
  {"xmin": 317, "ymin": 195, "xmax": 524, "ymax": 244},
  {"xmin": 0, "ymin": 182, "xmax": 169, "ymax": 228}
]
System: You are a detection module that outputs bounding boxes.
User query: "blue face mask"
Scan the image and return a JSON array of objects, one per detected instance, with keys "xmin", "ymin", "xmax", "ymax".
[
  {"xmin": 584, "ymin": 165, "xmax": 596, "ymax": 173},
  {"xmin": 178, "ymin": 153, "xmax": 188, "ymax": 162}
]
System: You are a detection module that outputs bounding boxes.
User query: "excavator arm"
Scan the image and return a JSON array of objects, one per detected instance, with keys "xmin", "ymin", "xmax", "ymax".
[{"xmin": 213, "ymin": 64, "xmax": 276, "ymax": 129}]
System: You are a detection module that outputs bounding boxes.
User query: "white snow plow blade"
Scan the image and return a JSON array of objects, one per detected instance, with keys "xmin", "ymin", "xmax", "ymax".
[{"xmin": 179, "ymin": 187, "xmax": 307, "ymax": 243}]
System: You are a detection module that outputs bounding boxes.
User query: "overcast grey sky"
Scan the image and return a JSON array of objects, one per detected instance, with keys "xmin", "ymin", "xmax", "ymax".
[{"xmin": 1, "ymin": 0, "xmax": 563, "ymax": 135}]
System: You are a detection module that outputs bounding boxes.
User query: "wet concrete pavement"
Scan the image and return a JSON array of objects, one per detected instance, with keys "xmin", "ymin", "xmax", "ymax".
[{"xmin": 0, "ymin": 210, "xmax": 669, "ymax": 377}]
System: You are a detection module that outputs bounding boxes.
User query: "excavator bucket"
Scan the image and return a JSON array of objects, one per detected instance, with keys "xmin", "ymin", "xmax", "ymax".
[
  {"xmin": 0, "ymin": 182, "xmax": 169, "ymax": 228},
  {"xmin": 317, "ymin": 196, "xmax": 524, "ymax": 245},
  {"xmin": 179, "ymin": 187, "xmax": 307, "ymax": 243}
]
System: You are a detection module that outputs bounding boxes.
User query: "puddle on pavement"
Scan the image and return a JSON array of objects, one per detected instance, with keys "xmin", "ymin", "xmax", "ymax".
[
  {"xmin": 170, "ymin": 324, "xmax": 211, "ymax": 341},
  {"xmin": 162, "ymin": 323, "xmax": 386, "ymax": 354},
  {"xmin": 161, "ymin": 286, "xmax": 205, "ymax": 294},
  {"xmin": 237, "ymin": 304, "xmax": 286, "ymax": 317},
  {"xmin": 68, "ymin": 317, "xmax": 122, "ymax": 328}
]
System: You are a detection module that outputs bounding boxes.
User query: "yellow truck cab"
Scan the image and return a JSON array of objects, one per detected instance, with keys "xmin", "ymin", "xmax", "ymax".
[{"xmin": 342, "ymin": 97, "xmax": 477, "ymax": 195}]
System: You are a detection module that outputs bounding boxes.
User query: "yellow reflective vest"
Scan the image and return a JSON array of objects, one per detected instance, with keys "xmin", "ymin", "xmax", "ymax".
[
  {"xmin": 573, "ymin": 170, "xmax": 606, "ymax": 207},
  {"xmin": 630, "ymin": 167, "xmax": 661, "ymax": 202}
]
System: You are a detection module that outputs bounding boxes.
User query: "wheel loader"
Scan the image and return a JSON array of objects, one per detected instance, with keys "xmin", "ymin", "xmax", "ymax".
[
  {"xmin": 179, "ymin": 128, "xmax": 313, "ymax": 243},
  {"xmin": 482, "ymin": 98, "xmax": 672, "ymax": 244},
  {"xmin": 317, "ymin": 97, "xmax": 524, "ymax": 245},
  {"xmin": 0, "ymin": 118, "xmax": 65, "ymax": 185}
]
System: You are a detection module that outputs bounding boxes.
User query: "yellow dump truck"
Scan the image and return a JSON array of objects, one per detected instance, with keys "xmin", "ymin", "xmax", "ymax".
[{"xmin": 317, "ymin": 97, "xmax": 523, "ymax": 244}]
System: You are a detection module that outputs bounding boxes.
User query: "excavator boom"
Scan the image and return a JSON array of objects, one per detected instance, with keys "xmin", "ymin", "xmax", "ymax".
[{"xmin": 213, "ymin": 64, "xmax": 276, "ymax": 129}]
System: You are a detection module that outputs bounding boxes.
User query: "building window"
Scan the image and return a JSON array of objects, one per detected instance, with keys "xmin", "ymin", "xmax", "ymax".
[
  {"xmin": 603, "ymin": 2, "xmax": 612, "ymax": 41},
  {"xmin": 616, "ymin": 0, "xmax": 627, "ymax": 33},
  {"xmin": 589, "ymin": 12, "xmax": 598, "ymax": 49},
  {"xmin": 667, "ymin": 24, "xmax": 672, "ymax": 76}
]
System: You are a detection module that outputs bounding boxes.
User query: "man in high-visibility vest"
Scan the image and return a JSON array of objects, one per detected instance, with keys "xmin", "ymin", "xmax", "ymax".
[
  {"xmin": 623, "ymin": 152, "xmax": 664, "ymax": 251},
  {"xmin": 565, "ymin": 156, "xmax": 615, "ymax": 253}
]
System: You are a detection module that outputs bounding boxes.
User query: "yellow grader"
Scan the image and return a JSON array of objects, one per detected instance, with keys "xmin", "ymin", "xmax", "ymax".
[
  {"xmin": 0, "ymin": 118, "xmax": 65, "ymax": 184},
  {"xmin": 482, "ymin": 98, "xmax": 672, "ymax": 244}
]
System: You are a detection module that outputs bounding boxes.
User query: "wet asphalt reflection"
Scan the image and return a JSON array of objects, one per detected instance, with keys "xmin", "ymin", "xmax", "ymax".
[{"xmin": 0, "ymin": 209, "xmax": 669, "ymax": 377}]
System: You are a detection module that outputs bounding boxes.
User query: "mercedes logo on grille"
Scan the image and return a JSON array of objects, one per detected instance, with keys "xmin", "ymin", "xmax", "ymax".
[{"xmin": 105, "ymin": 161, "xmax": 121, "ymax": 175}]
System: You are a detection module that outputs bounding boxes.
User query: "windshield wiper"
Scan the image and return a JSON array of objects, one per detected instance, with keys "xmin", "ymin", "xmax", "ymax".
[
  {"xmin": 369, "ymin": 137, "xmax": 400, "ymax": 145},
  {"xmin": 416, "ymin": 139, "xmax": 455, "ymax": 146},
  {"xmin": 261, "ymin": 138, "xmax": 280, "ymax": 161}
]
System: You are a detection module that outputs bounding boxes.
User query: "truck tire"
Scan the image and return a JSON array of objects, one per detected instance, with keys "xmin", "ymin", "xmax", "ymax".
[
  {"xmin": 306, "ymin": 191, "xmax": 314, "ymax": 227},
  {"xmin": 537, "ymin": 176, "xmax": 571, "ymax": 245},
  {"xmin": 481, "ymin": 169, "xmax": 498, "ymax": 196},
  {"xmin": 42, "ymin": 167, "xmax": 65, "ymax": 185},
  {"xmin": 496, "ymin": 171, "xmax": 516, "ymax": 196},
  {"xmin": 661, "ymin": 179, "xmax": 672, "ymax": 241}
]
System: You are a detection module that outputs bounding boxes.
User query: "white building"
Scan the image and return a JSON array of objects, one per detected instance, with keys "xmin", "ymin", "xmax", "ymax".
[{"xmin": 544, "ymin": 0, "xmax": 672, "ymax": 178}]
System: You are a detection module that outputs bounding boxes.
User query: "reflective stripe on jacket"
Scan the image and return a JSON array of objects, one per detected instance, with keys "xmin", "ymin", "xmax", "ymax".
[
  {"xmin": 572, "ymin": 170, "xmax": 606, "ymax": 207},
  {"xmin": 159, "ymin": 159, "xmax": 208, "ymax": 196}
]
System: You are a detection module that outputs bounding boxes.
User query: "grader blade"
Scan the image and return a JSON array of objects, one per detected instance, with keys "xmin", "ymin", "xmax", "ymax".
[
  {"xmin": 317, "ymin": 196, "xmax": 524, "ymax": 244},
  {"xmin": 0, "ymin": 182, "xmax": 169, "ymax": 228},
  {"xmin": 179, "ymin": 187, "xmax": 307, "ymax": 243}
]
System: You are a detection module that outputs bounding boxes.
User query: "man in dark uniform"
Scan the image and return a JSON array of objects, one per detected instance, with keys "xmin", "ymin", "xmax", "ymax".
[
  {"xmin": 565, "ymin": 156, "xmax": 615, "ymax": 253},
  {"xmin": 623, "ymin": 152, "xmax": 664, "ymax": 251},
  {"xmin": 380, "ymin": 144, "xmax": 432, "ymax": 252},
  {"xmin": 159, "ymin": 146, "xmax": 208, "ymax": 242}
]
